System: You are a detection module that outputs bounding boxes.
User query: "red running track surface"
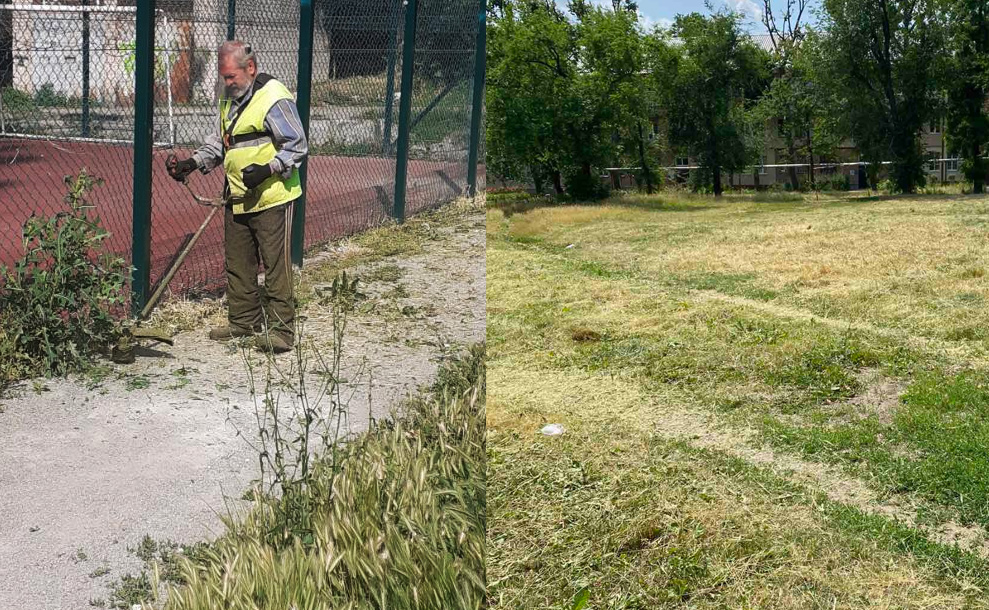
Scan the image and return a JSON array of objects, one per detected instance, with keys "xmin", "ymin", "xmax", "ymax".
[{"xmin": 0, "ymin": 138, "xmax": 465, "ymax": 296}]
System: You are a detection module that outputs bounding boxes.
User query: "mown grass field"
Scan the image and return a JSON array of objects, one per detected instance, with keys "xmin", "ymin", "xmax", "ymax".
[{"xmin": 486, "ymin": 189, "xmax": 989, "ymax": 609}]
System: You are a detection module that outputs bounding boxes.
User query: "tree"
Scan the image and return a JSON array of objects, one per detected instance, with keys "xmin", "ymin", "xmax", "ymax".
[
  {"xmin": 820, "ymin": 0, "xmax": 944, "ymax": 193},
  {"xmin": 487, "ymin": 0, "xmax": 652, "ymax": 199},
  {"xmin": 945, "ymin": 0, "xmax": 989, "ymax": 193},
  {"xmin": 571, "ymin": 4, "xmax": 653, "ymax": 195},
  {"xmin": 759, "ymin": 0, "xmax": 809, "ymax": 189},
  {"xmin": 486, "ymin": 0, "xmax": 574, "ymax": 193},
  {"xmin": 668, "ymin": 11, "xmax": 769, "ymax": 196},
  {"xmin": 634, "ymin": 31, "xmax": 681, "ymax": 192},
  {"xmin": 797, "ymin": 28, "xmax": 853, "ymax": 177},
  {"xmin": 756, "ymin": 24, "xmax": 846, "ymax": 191}
]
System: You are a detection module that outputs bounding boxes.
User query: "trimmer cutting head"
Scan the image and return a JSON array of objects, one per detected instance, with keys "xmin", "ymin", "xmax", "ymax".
[{"xmin": 111, "ymin": 325, "xmax": 175, "ymax": 364}]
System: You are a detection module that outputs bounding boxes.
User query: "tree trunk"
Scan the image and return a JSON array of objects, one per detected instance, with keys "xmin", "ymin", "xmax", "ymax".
[
  {"xmin": 713, "ymin": 165, "xmax": 723, "ymax": 197},
  {"xmin": 807, "ymin": 129, "xmax": 816, "ymax": 191},
  {"xmin": 975, "ymin": 143, "xmax": 984, "ymax": 194},
  {"xmin": 636, "ymin": 122, "xmax": 654, "ymax": 194},
  {"xmin": 788, "ymin": 141, "xmax": 799, "ymax": 190},
  {"xmin": 531, "ymin": 165, "xmax": 544, "ymax": 195},
  {"xmin": 581, "ymin": 161, "xmax": 593, "ymax": 196},
  {"xmin": 552, "ymin": 169, "xmax": 564, "ymax": 195}
]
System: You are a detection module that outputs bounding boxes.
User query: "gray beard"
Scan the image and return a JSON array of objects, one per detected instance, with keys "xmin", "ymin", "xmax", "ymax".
[{"xmin": 225, "ymin": 83, "xmax": 250, "ymax": 99}]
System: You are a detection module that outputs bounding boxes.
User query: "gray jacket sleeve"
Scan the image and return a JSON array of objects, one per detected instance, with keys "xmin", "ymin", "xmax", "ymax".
[
  {"xmin": 265, "ymin": 98, "xmax": 309, "ymax": 178},
  {"xmin": 191, "ymin": 131, "xmax": 224, "ymax": 173}
]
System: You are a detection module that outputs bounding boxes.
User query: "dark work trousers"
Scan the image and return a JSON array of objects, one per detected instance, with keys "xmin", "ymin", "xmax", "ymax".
[{"xmin": 224, "ymin": 200, "xmax": 296, "ymax": 342}]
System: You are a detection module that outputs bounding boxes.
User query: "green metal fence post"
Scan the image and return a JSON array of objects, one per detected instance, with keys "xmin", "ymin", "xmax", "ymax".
[
  {"xmin": 393, "ymin": 0, "xmax": 419, "ymax": 223},
  {"xmin": 227, "ymin": 0, "xmax": 236, "ymax": 40},
  {"xmin": 131, "ymin": 0, "xmax": 156, "ymax": 314},
  {"xmin": 292, "ymin": 0, "xmax": 316, "ymax": 267},
  {"xmin": 81, "ymin": 0, "xmax": 90, "ymax": 137},
  {"xmin": 466, "ymin": 0, "xmax": 486, "ymax": 197},
  {"xmin": 382, "ymin": 10, "xmax": 401, "ymax": 155}
]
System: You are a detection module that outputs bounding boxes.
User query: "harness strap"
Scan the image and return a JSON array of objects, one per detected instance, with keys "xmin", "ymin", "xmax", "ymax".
[{"xmin": 223, "ymin": 130, "xmax": 274, "ymax": 149}]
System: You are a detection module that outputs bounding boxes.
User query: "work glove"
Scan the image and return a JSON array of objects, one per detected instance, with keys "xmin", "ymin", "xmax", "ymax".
[
  {"xmin": 242, "ymin": 162, "xmax": 273, "ymax": 190},
  {"xmin": 166, "ymin": 154, "xmax": 198, "ymax": 182}
]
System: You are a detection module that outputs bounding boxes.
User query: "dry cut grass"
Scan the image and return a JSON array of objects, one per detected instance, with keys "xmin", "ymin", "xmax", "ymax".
[
  {"xmin": 493, "ymin": 191, "xmax": 989, "ymax": 344},
  {"xmin": 486, "ymin": 189, "xmax": 989, "ymax": 609},
  {"xmin": 488, "ymin": 412, "xmax": 986, "ymax": 609}
]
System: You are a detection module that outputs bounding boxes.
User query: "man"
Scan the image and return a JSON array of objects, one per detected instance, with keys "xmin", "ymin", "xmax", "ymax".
[{"xmin": 167, "ymin": 40, "xmax": 307, "ymax": 354}]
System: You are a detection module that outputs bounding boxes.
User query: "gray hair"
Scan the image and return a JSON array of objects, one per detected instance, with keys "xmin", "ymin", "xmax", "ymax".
[{"xmin": 218, "ymin": 40, "xmax": 257, "ymax": 69}]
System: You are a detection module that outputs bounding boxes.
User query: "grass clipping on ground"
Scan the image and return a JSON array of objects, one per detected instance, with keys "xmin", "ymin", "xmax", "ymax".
[
  {"xmin": 155, "ymin": 344, "xmax": 486, "ymax": 610},
  {"xmin": 486, "ymin": 190, "xmax": 989, "ymax": 608}
]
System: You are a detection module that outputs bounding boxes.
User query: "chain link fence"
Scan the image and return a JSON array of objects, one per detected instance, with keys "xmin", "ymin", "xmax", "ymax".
[{"xmin": 1, "ymin": 0, "xmax": 485, "ymax": 302}]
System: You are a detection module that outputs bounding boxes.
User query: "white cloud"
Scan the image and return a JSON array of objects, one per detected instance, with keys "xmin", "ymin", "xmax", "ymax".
[
  {"xmin": 724, "ymin": 0, "xmax": 764, "ymax": 22},
  {"xmin": 637, "ymin": 12, "xmax": 674, "ymax": 32}
]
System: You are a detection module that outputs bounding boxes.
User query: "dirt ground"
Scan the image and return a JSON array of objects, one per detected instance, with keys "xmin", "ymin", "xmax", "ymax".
[{"xmin": 0, "ymin": 204, "xmax": 484, "ymax": 609}]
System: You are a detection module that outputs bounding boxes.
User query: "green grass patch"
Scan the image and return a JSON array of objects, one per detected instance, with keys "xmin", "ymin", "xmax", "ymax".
[
  {"xmin": 676, "ymin": 271, "xmax": 780, "ymax": 301},
  {"xmin": 890, "ymin": 371, "xmax": 989, "ymax": 523},
  {"xmin": 760, "ymin": 368, "xmax": 989, "ymax": 528},
  {"xmin": 487, "ymin": 416, "xmax": 989, "ymax": 609},
  {"xmin": 763, "ymin": 334, "xmax": 883, "ymax": 406}
]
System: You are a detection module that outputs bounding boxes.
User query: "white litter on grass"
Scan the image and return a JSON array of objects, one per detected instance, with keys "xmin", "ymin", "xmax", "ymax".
[
  {"xmin": 565, "ymin": 244, "xmax": 576, "ymax": 249},
  {"xmin": 540, "ymin": 423, "xmax": 565, "ymax": 436}
]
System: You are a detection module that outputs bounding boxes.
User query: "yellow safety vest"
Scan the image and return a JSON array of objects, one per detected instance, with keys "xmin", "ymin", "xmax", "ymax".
[{"xmin": 220, "ymin": 77, "xmax": 302, "ymax": 215}]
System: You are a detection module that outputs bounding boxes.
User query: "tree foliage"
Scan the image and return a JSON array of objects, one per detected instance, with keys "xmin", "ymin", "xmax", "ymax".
[
  {"xmin": 486, "ymin": 0, "xmax": 662, "ymax": 198},
  {"xmin": 819, "ymin": 0, "xmax": 945, "ymax": 193},
  {"xmin": 486, "ymin": 0, "xmax": 573, "ymax": 193},
  {"xmin": 945, "ymin": 0, "xmax": 989, "ymax": 193},
  {"xmin": 667, "ymin": 11, "xmax": 769, "ymax": 196},
  {"xmin": 487, "ymin": 0, "xmax": 989, "ymax": 198}
]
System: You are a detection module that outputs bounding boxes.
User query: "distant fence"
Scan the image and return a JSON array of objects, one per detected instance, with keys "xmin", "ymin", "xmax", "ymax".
[
  {"xmin": 0, "ymin": 0, "xmax": 485, "ymax": 309},
  {"xmin": 602, "ymin": 159, "xmax": 965, "ymax": 191}
]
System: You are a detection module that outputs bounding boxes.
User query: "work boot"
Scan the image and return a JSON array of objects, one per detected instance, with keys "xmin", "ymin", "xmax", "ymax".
[
  {"xmin": 254, "ymin": 334, "xmax": 293, "ymax": 354},
  {"xmin": 208, "ymin": 325, "xmax": 256, "ymax": 341}
]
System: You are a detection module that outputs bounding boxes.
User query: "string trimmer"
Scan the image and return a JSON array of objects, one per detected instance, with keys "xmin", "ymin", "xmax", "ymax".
[{"xmin": 111, "ymin": 155, "xmax": 225, "ymax": 364}]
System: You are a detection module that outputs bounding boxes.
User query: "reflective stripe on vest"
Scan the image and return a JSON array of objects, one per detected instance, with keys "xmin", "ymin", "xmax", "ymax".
[{"xmin": 220, "ymin": 78, "xmax": 302, "ymax": 215}]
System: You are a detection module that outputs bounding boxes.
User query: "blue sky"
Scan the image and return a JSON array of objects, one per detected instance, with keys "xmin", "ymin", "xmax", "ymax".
[{"xmin": 633, "ymin": 0, "xmax": 820, "ymax": 33}]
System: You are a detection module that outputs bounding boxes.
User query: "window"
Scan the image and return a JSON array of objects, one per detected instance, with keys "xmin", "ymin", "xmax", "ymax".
[
  {"xmin": 946, "ymin": 157, "xmax": 959, "ymax": 172},
  {"xmin": 675, "ymin": 156, "xmax": 689, "ymax": 167},
  {"xmin": 927, "ymin": 151, "xmax": 938, "ymax": 172},
  {"xmin": 929, "ymin": 121, "xmax": 942, "ymax": 134},
  {"xmin": 759, "ymin": 154, "xmax": 767, "ymax": 175}
]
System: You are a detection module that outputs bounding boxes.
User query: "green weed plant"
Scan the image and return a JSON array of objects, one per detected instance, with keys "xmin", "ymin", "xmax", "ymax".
[
  {"xmin": 0, "ymin": 170, "xmax": 128, "ymax": 381},
  {"xmin": 155, "ymin": 343, "xmax": 486, "ymax": 609}
]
